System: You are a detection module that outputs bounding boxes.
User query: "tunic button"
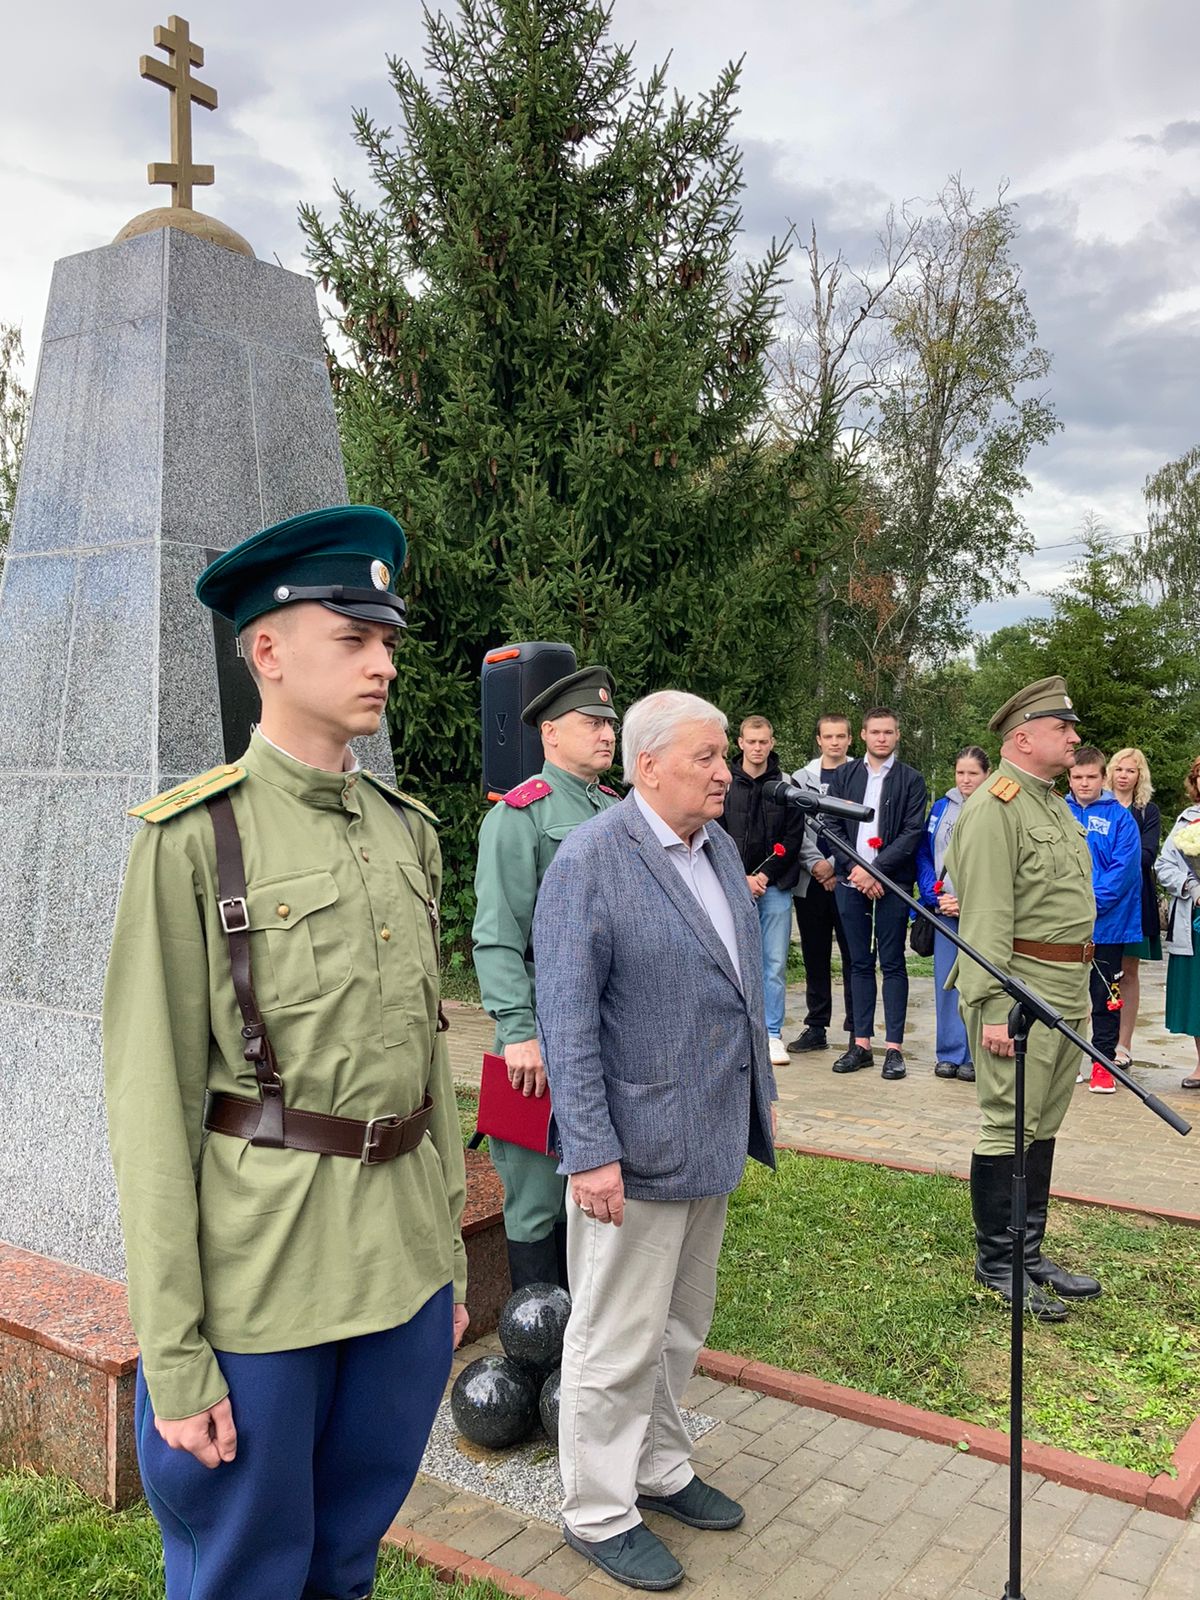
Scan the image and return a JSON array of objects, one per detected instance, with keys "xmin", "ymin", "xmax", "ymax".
[
  {"xmin": 380, "ymin": 927, "xmax": 391, "ymax": 941},
  {"xmin": 276, "ymin": 905, "xmax": 290, "ymax": 919},
  {"xmin": 361, "ymin": 849, "xmax": 370, "ymax": 861}
]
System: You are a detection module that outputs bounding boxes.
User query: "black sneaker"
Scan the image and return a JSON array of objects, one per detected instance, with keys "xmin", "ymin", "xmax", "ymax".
[
  {"xmin": 882, "ymin": 1049, "xmax": 907, "ymax": 1080},
  {"xmin": 832, "ymin": 1044, "xmax": 873, "ymax": 1073},
  {"xmin": 786, "ymin": 1026, "xmax": 827, "ymax": 1053},
  {"xmin": 956, "ymin": 1061, "xmax": 976, "ymax": 1082},
  {"xmin": 934, "ymin": 1060, "xmax": 958, "ymax": 1079}
]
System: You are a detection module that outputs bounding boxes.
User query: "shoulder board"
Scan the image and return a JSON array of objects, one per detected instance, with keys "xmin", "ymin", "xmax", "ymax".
[
  {"xmin": 129, "ymin": 764, "xmax": 247, "ymax": 823},
  {"xmin": 988, "ymin": 775, "xmax": 1021, "ymax": 804},
  {"xmin": 361, "ymin": 771, "xmax": 439, "ymax": 825},
  {"xmin": 598, "ymin": 783, "xmax": 619, "ymax": 797},
  {"xmin": 503, "ymin": 776, "xmax": 553, "ymax": 809}
]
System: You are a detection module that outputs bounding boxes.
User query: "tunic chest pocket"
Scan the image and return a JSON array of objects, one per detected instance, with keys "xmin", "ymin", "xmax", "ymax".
[
  {"xmin": 243, "ymin": 871, "xmax": 350, "ymax": 1011},
  {"xmin": 395, "ymin": 860, "xmax": 440, "ymax": 977}
]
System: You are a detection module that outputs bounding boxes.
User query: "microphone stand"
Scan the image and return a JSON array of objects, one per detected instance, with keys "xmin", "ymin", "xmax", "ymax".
[{"xmin": 797, "ymin": 807, "xmax": 1190, "ymax": 1600}]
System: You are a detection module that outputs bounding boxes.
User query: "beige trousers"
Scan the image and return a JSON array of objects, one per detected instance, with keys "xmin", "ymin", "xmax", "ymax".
[{"xmin": 559, "ymin": 1192, "xmax": 729, "ymax": 1542}]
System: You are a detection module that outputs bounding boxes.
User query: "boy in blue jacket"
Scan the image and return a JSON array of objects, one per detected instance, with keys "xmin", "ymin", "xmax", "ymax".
[{"xmin": 1066, "ymin": 748, "xmax": 1142, "ymax": 1092}]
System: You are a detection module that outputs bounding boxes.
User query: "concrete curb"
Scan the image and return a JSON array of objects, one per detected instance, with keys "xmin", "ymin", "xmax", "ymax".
[
  {"xmin": 384, "ymin": 1526, "xmax": 572, "ymax": 1599},
  {"xmin": 695, "ymin": 1348, "xmax": 1200, "ymax": 1519}
]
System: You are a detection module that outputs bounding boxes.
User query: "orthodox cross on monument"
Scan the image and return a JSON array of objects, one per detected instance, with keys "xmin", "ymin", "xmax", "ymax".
[{"xmin": 140, "ymin": 14, "xmax": 217, "ymax": 210}]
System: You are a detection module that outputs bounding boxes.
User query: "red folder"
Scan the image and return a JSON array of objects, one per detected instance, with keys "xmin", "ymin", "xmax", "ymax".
[{"xmin": 473, "ymin": 1051, "xmax": 554, "ymax": 1154}]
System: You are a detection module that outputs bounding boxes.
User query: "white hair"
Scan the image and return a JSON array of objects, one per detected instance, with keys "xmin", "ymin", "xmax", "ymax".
[{"xmin": 622, "ymin": 690, "xmax": 728, "ymax": 775}]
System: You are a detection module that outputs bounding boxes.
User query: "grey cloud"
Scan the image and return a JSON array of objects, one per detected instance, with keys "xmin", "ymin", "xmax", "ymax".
[{"xmin": 1130, "ymin": 119, "xmax": 1200, "ymax": 153}]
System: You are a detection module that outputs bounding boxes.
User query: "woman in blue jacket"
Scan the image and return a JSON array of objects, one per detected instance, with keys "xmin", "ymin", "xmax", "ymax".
[{"xmin": 917, "ymin": 747, "xmax": 991, "ymax": 1081}]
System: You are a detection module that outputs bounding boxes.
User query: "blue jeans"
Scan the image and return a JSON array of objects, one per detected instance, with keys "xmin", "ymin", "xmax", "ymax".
[
  {"xmin": 933, "ymin": 917, "xmax": 971, "ymax": 1066},
  {"xmin": 758, "ymin": 885, "xmax": 793, "ymax": 1037},
  {"xmin": 835, "ymin": 883, "xmax": 910, "ymax": 1045},
  {"xmin": 135, "ymin": 1284, "xmax": 453, "ymax": 1600}
]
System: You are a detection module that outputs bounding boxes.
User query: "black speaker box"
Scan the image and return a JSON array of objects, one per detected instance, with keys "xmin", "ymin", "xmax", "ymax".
[{"xmin": 480, "ymin": 641, "xmax": 577, "ymax": 796}]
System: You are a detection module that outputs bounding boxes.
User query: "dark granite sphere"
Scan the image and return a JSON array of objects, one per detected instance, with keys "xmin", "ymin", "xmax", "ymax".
[
  {"xmin": 539, "ymin": 1367, "xmax": 561, "ymax": 1440},
  {"xmin": 450, "ymin": 1356, "xmax": 539, "ymax": 1450},
  {"xmin": 498, "ymin": 1282, "xmax": 572, "ymax": 1373}
]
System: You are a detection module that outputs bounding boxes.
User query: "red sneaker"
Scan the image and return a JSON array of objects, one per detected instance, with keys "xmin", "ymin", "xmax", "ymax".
[{"xmin": 1089, "ymin": 1063, "xmax": 1117, "ymax": 1094}]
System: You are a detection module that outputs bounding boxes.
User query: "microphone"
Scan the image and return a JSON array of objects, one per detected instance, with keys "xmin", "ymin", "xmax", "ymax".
[{"xmin": 765, "ymin": 778, "xmax": 875, "ymax": 824}]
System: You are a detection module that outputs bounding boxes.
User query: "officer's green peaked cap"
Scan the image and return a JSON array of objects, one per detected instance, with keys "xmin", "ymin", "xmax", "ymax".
[
  {"xmin": 989, "ymin": 675, "xmax": 1080, "ymax": 740},
  {"xmin": 521, "ymin": 665, "xmax": 617, "ymax": 727},
  {"xmin": 195, "ymin": 505, "xmax": 409, "ymax": 632}
]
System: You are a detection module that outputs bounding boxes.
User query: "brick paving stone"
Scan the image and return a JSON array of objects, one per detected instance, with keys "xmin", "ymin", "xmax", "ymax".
[
  {"xmin": 516, "ymin": 1543, "xmax": 589, "ymax": 1594},
  {"xmin": 734, "ymin": 1395, "xmax": 808, "ymax": 1434},
  {"xmin": 1147, "ymin": 1544, "xmax": 1200, "ymax": 1599},
  {"xmin": 725, "ymin": 1516, "xmax": 816, "ymax": 1576},
  {"xmin": 770, "ymin": 1557, "xmax": 841, "ymax": 1599},
  {"xmin": 1079, "ymin": 1575, "xmax": 1150, "ymax": 1599},
  {"xmin": 1071, "ymin": 1496, "xmax": 1138, "ymax": 1546},
  {"xmin": 666, "ymin": 1528, "xmax": 751, "ymax": 1583},
  {"xmin": 691, "ymin": 1423, "xmax": 760, "ymax": 1469},
  {"xmin": 1021, "ymin": 1493, "xmax": 1081, "ymax": 1548},
  {"xmin": 774, "ymin": 1476, "xmax": 860, "ymax": 1530},
  {"xmin": 1032, "ymin": 1533, "xmax": 1113, "ymax": 1600},
  {"xmin": 894, "ymin": 1543, "xmax": 977, "ymax": 1598},
  {"xmin": 966, "ymin": 1466, "xmax": 1040, "ymax": 1511},
  {"xmin": 683, "ymin": 1375, "xmax": 725, "ymax": 1407},
  {"xmin": 408, "ymin": 1492, "xmax": 498, "ymax": 1546},
  {"xmin": 702, "ymin": 1387, "xmax": 766, "ymax": 1421},
  {"xmin": 711, "ymin": 1451, "xmax": 779, "ymax": 1490},
  {"xmin": 859, "ymin": 1425, "xmax": 911, "ymax": 1455},
  {"xmin": 489, "ymin": 1521, "xmax": 567, "ymax": 1575},
  {"xmin": 941, "ymin": 1451, "xmax": 1000, "ymax": 1483},
  {"xmin": 841, "ymin": 1472, "xmax": 918, "ymax": 1526},
  {"xmin": 1125, "ymin": 1507, "xmax": 1188, "ymax": 1542},
  {"xmin": 825, "ymin": 1548, "xmax": 909, "ymax": 1600},
  {"xmin": 862, "ymin": 1509, "xmax": 944, "ymax": 1565},
  {"xmin": 937, "ymin": 1500, "xmax": 1008, "ymax": 1553},
  {"xmin": 397, "ymin": 1475, "xmax": 453, "ymax": 1521},
  {"xmin": 887, "ymin": 1436, "xmax": 959, "ymax": 1484},
  {"xmin": 763, "ymin": 1448, "xmax": 839, "ymax": 1497},
  {"xmin": 687, "ymin": 1567, "xmax": 775, "ymax": 1599},
  {"xmin": 451, "ymin": 1507, "xmax": 530, "ymax": 1559},
  {"xmin": 1099, "ymin": 1530, "xmax": 1172, "ymax": 1586},
  {"xmin": 904, "ymin": 1467, "xmax": 980, "ymax": 1522},
  {"xmin": 805, "ymin": 1512, "xmax": 879, "ymax": 1568},
  {"xmin": 734, "ymin": 1479, "xmax": 798, "ymax": 1528},
  {"xmin": 1033, "ymin": 1478, "xmax": 1093, "ymax": 1513},
  {"xmin": 805, "ymin": 1416, "xmax": 873, "ymax": 1457},
  {"xmin": 823, "ymin": 1443, "xmax": 905, "ymax": 1492},
  {"xmin": 743, "ymin": 1413, "xmax": 831, "ymax": 1464}
]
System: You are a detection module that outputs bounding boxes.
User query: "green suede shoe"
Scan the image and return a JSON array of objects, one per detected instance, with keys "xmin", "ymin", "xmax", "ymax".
[
  {"xmin": 561, "ymin": 1522, "xmax": 684, "ymax": 1591},
  {"xmin": 637, "ymin": 1474, "xmax": 745, "ymax": 1530}
]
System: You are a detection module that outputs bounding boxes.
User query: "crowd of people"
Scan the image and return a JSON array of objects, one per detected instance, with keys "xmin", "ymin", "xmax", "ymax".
[{"xmin": 716, "ymin": 708, "xmax": 1200, "ymax": 1097}]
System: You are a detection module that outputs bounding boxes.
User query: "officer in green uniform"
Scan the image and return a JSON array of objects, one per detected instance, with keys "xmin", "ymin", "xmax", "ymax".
[
  {"xmin": 103, "ymin": 505, "xmax": 468, "ymax": 1600},
  {"xmin": 946, "ymin": 675, "xmax": 1103, "ymax": 1321},
  {"xmin": 472, "ymin": 666, "xmax": 620, "ymax": 1289}
]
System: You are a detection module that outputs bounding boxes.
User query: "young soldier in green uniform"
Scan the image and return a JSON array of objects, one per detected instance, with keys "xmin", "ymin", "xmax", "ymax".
[
  {"xmin": 472, "ymin": 666, "xmax": 619, "ymax": 1288},
  {"xmin": 946, "ymin": 675, "xmax": 1102, "ymax": 1322},
  {"xmin": 103, "ymin": 505, "xmax": 468, "ymax": 1600}
]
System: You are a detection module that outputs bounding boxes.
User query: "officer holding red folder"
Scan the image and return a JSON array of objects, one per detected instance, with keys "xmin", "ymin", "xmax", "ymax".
[{"xmin": 472, "ymin": 665, "xmax": 620, "ymax": 1289}]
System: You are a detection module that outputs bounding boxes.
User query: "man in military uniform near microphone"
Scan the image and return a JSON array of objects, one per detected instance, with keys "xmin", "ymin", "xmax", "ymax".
[
  {"xmin": 946, "ymin": 675, "xmax": 1102, "ymax": 1322},
  {"xmin": 103, "ymin": 506, "xmax": 468, "ymax": 1600},
  {"xmin": 473, "ymin": 666, "xmax": 620, "ymax": 1290}
]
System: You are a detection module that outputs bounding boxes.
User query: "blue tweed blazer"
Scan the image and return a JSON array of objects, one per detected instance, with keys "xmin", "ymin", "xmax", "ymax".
[{"xmin": 532, "ymin": 791, "xmax": 777, "ymax": 1202}]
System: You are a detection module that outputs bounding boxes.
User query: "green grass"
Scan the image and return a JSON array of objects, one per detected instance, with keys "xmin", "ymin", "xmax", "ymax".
[
  {"xmin": 0, "ymin": 1469, "xmax": 507, "ymax": 1600},
  {"xmin": 455, "ymin": 1083, "xmax": 481, "ymax": 1144},
  {"xmin": 710, "ymin": 1153, "xmax": 1200, "ymax": 1477}
]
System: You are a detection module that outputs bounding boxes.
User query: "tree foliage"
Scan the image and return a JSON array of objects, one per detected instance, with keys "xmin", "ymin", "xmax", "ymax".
[
  {"xmin": 301, "ymin": 0, "xmax": 848, "ymax": 948},
  {"xmin": 0, "ymin": 324, "xmax": 29, "ymax": 551},
  {"xmin": 1141, "ymin": 443, "xmax": 1200, "ymax": 596}
]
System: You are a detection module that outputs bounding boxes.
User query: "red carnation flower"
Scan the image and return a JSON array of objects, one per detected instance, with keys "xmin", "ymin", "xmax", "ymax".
[
  {"xmin": 867, "ymin": 836, "xmax": 883, "ymax": 850},
  {"xmin": 933, "ymin": 879, "xmax": 945, "ymax": 894},
  {"xmin": 772, "ymin": 843, "xmax": 785, "ymax": 857}
]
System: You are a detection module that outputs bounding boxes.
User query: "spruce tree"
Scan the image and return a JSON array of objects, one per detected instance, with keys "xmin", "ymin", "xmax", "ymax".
[{"xmin": 301, "ymin": 0, "xmax": 826, "ymax": 946}]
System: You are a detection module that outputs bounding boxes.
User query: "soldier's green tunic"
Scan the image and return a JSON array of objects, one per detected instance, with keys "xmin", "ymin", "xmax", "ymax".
[
  {"xmin": 103, "ymin": 732, "xmax": 467, "ymax": 1421},
  {"xmin": 472, "ymin": 761, "xmax": 619, "ymax": 1238},
  {"xmin": 945, "ymin": 756, "xmax": 1095, "ymax": 1155}
]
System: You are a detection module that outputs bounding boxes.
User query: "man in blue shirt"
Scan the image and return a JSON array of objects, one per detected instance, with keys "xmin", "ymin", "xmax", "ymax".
[{"xmin": 1066, "ymin": 747, "xmax": 1142, "ymax": 1092}]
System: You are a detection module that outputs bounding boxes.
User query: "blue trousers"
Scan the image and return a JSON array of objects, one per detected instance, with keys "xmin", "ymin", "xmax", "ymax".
[
  {"xmin": 758, "ymin": 885, "xmax": 794, "ymax": 1037},
  {"xmin": 135, "ymin": 1284, "xmax": 453, "ymax": 1600},
  {"xmin": 835, "ymin": 884, "xmax": 910, "ymax": 1045},
  {"xmin": 933, "ymin": 918, "xmax": 971, "ymax": 1067}
]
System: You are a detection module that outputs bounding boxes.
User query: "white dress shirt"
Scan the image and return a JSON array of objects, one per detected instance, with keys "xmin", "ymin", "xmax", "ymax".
[
  {"xmin": 634, "ymin": 789, "xmax": 742, "ymax": 985},
  {"xmin": 855, "ymin": 753, "xmax": 896, "ymax": 859}
]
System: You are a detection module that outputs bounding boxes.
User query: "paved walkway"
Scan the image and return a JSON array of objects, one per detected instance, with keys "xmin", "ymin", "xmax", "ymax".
[
  {"xmin": 445, "ymin": 960, "xmax": 1200, "ymax": 1218},
  {"xmin": 398, "ymin": 1340, "xmax": 1198, "ymax": 1598},
  {"xmin": 418, "ymin": 970, "xmax": 1200, "ymax": 1596}
]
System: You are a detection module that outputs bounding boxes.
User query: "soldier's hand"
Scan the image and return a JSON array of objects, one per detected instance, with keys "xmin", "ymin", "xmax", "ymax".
[
  {"xmin": 571, "ymin": 1162, "xmax": 625, "ymax": 1226},
  {"xmin": 452, "ymin": 1304, "xmax": 470, "ymax": 1349},
  {"xmin": 155, "ymin": 1397, "xmax": 237, "ymax": 1469},
  {"xmin": 982, "ymin": 1023, "xmax": 1015, "ymax": 1058},
  {"xmin": 504, "ymin": 1039, "xmax": 546, "ymax": 1097}
]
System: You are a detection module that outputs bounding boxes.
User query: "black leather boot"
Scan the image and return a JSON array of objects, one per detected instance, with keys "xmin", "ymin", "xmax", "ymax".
[
  {"xmin": 1024, "ymin": 1139, "xmax": 1101, "ymax": 1298},
  {"xmin": 505, "ymin": 1233, "xmax": 563, "ymax": 1293},
  {"xmin": 970, "ymin": 1152, "xmax": 1068, "ymax": 1322}
]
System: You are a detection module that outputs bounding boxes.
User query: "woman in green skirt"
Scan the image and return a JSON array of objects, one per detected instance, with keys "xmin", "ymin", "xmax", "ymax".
[
  {"xmin": 1155, "ymin": 755, "xmax": 1200, "ymax": 1090},
  {"xmin": 1107, "ymin": 748, "xmax": 1162, "ymax": 1065}
]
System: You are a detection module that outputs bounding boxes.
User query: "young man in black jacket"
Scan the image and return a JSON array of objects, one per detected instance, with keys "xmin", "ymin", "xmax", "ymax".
[
  {"xmin": 825, "ymin": 708, "xmax": 927, "ymax": 1080},
  {"xmin": 718, "ymin": 716, "xmax": 808, "ymax": 1066}
]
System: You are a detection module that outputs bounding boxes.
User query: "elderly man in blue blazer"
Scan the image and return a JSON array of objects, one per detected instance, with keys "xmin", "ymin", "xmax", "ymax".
[{"xmin": 533, "ymin": 689, "xmax": 778, "ymax": 1592}]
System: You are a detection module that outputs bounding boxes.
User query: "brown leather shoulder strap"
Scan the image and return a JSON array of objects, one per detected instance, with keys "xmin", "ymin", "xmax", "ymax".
[{"xmin": 206, "ymin": 792, "xmax": 285, "ymax": 1147}]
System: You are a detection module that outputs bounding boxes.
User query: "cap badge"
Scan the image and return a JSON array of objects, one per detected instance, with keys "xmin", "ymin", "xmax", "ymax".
[
  {"xmin": 598, "ymin": 686, "xmax": 610, "ymax": 703},
  {"xmin": 370, "ymin": 560, "xmax": 391, "ymax": 591},
  {"xmin": 1063, "ymin": 694, "xmax": 1073, "ymax": 708}
]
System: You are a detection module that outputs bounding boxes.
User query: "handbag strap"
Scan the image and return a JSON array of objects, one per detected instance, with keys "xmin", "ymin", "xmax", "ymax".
[{"xmin": 206, "ymin": 793, "xmax": 286, "ymax": 1147}]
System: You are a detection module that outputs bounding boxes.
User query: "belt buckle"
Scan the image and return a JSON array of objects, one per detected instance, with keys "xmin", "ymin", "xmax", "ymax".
[
  {"xmin": 219, "ymin": 896, "xmax": 249, "ymax": 933},
  {"xmin": 361, "ymin": 1113, "xmax": 400, "ymax": 1165}
]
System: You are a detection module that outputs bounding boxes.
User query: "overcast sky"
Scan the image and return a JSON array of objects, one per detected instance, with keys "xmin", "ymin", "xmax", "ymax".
[{"xmin": 3, "ymin": 1, "xmax": 1198, "ymax": 632}]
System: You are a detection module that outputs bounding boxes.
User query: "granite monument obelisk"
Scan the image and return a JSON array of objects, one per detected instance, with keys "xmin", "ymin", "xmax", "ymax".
[{"xmin": 0, "ymin": 15, "xmax": 394, "ymax": 1278}]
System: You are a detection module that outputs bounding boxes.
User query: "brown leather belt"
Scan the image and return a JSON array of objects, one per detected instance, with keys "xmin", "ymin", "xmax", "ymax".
[
  {"xmin": 1012, "ymin": 938, "xmax": 1096, "ymax": 964},
  {"xmin": 204, "ymin": 1091, "xmax": 435, "ymax": 1164}
]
